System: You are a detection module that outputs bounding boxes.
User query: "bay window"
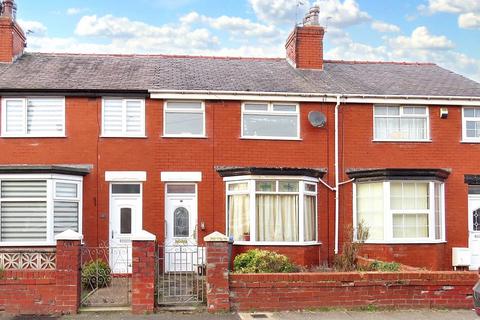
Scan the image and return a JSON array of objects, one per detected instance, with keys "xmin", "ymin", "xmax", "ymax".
[
  {"xmin": 374, "ymin": 105, "xmax": 429, "ymax": 141},
  {"xmin": 354, "ymin": 181, "xmax": 445, "ymax": 242},
  {"xmin": 0, "ymin": 175, "xmax": 82, "ymax": 245},
  {"xmin": 226, "ymin": 178, "xmax": 317, "ymax": 244}
]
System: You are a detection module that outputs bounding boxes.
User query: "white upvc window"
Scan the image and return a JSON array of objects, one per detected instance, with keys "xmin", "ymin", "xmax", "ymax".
[
  {"xmin": 1, "ymin": 97, "xmax": 65, "ymax": 137},
  {"xmin": 102, "ymin": 98, "xmax": 145, "ymax": 137},
  {"xmin": 225, "ymin": 176, "xmax": 317, "ymax": 245},
  {"xmin": 0, "ymin": 174, "xmax": 82, "ymax": 246},
  {"xmin": 241, "ymin": 102, "xmax": 300, "ymax": 140},
  {"xmin": 373, "ymin": 105, "xmax": 429, "ymax": 141},
  {"xmin": 462, "ymin": 107, "xmax": 480, "ymax": 142},
  {"xmin": 354, "ymin": 181, "xmax": 445, "ymax": 243},
  {"xmin": 163, "ymin": 101, "xmax": 205, "ymax": 137}
]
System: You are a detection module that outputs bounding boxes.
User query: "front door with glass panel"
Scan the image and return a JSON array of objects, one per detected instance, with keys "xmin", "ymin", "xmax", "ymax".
[
  {"xmin": 109, "ymin": 183, "xmax": 142, "ymax": 274},
  {"xmin": 165, "ymin": 184, "xmax": 198, "ymax": 272},
  {"xmin": 469, "ymin": 196, "xmax": 480, "ymax": 270}
]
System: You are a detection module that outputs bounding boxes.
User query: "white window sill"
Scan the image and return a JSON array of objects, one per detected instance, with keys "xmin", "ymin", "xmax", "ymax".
[
  {"xmin": 461, "ymin": 140, "xmax": 480, "ymax": 144},
  {"xmin": 162, "ymin": 135, "xmax": 207, "ymax": 139},
  {"xmin": 100, "ymin": 135, "xmax": 147, "ymax": 139},
  {"xmin": 1, "ymin": 135, "xmax": 67, "ymax": 138},
  {"xmin": 240, "ymin": 137, "xmax": 302, "ymax": 141},
  {"xmin": 372, "ymin": 139, "xmax": 432, "ymax": 143},
  {"xmin": 233, "ymin": 241, "xmax": 321, "ymax": 246},
  {"xmin": 359, "ymin": 240, "xmax": 446, "ymax": 244},
  {"xmin": 0, "ymin": 242, "xmax": 57, "ymax": 247}
]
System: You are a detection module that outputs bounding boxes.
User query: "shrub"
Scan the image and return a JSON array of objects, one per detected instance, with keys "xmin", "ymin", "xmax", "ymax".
[
  {"xmin": 368, "ymin": 260, "xmax": 400, "ymax": 272},
  {"xmin": 234, "ymin": 249, "xmax": 299, "ymax": 273},
  {"xmin": 81, "ymin": 259, "xmax": 111, "ymax": 289},
  {"xmin": 333, "ymin": 221, "xmax": 370, "ymax": 272}
]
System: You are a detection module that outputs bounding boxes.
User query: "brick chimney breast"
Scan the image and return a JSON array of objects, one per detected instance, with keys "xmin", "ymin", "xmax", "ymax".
[
  {"xmin": 0, "ymin": 0, "xmax": 26, "ymax": 63},
  {"xmin": 285, "ymin": 5, "xmax": 325, "ymax": 70}
]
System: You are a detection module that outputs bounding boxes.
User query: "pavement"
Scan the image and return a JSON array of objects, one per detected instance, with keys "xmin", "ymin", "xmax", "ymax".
[{"xmin": 0, "ymin": 310, "xmax": 478, "ymax": 320}]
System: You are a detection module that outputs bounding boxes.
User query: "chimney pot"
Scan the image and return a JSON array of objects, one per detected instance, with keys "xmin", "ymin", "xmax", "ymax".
[
  {"xmin": 1, "ymin": 0, "xmax": 15, "ymax": 19},
  {"xmin": 303, "ymin": 5, "xmax": 320, "ymax": 26}
]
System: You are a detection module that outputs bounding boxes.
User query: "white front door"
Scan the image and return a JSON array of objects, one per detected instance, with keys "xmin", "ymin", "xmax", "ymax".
[
  {"xmin": 109, "ymin": 183, "xmax": 142, "ymax": 274},
  {"xmin": 468, "ymin": 196, "xmax": 480, "ymax": 270},
  {"xmin": 165, "ymin": 184, "xmax": 199, "ymax": 272}
]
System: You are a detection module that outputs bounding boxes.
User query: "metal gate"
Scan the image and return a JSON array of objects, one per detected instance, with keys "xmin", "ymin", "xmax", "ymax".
[
  {"xmin": 80, "ymin": 242, "xmax": 132, "ymax": 308},
  {"xmin": 156, "ymin": 245, "xmax": 206, "ymax": 306}
]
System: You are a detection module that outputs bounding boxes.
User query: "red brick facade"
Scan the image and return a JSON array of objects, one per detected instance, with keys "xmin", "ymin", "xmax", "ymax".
[{"xmin": 285, "ymin": 25, "xmax": 325, "ymax": 69}]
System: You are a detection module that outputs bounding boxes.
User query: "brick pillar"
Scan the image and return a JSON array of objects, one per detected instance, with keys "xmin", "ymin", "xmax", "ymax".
[
  {"xmin": 205, "ymin": 232, "xmax": 230, "ymax": 313},
  {"xmin": 55, "ymin": 229, "xmax": 83, "ymax": 314},
  {"xmin": 131, "ymin": 230, "xmax": 156, "ymax": 314}
]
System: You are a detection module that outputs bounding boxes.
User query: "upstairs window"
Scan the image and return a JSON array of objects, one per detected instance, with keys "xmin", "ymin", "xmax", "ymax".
[
  {"xmin": 1, "ymin": 98, "xmax": 65, "ymax": 137},
  {"xmin": 462, "ymin": 107, "xmax": 480, "ymax": 142},
  {"xmin": 374, "ymin": 105, "xmax": 429, "ymax": 141},
  {"xmin": 102, "ymin": 98, "xmax": 145, "ymax": 137},
  {"xmin": 242, "ymin": 102, "xmax": 299, "ymax": 140},
  {"xmin": 164, "ymin": 101, "xmax": 205, "ymax": 137}
]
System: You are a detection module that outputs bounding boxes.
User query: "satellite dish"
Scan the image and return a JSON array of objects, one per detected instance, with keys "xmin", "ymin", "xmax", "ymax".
[{"xmin": 308, "ymin": 111, "xmax": 327, "ymax": 128}]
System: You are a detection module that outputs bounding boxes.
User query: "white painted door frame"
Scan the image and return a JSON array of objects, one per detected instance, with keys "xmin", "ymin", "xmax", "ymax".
[{"xmin": 468, "ymin": 195, "xmax": 480, "ymax": 270}]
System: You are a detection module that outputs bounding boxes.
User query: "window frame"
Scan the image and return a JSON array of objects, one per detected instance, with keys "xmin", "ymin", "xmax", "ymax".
[
  {"xmin": 373, "ymin": 105, "xmax": 430, "ymax": 142},
  {"xmin": 163, "ymin": 100, "xmax": 206, "ymax": 138},
  {"xmin": 0, "ymin": 174, "xmax": 83, "ymax": 246},
  {"xmin": 353, "ymin": 180, "xmax": 445, "ymax": 244},
  {"xmin": 225, "ymin": 175, "xmax": 318, "ymax": 246},
  {"xmin": 1, "ymin": 97, "xmax": 66, "ymax": 138},
  {"xmin": 101, "ymin": 98, "xmax": 146, "ymax": 138},
  {"xmin": 462, "ymin": 107, "xmax": 480, "ymax": 143},
  {"xmin": 241, "ymin": 102, "xmax": 301, "ymax": 140}
]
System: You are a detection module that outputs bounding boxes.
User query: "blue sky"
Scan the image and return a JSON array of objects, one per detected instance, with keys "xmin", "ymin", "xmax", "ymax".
[{"xmin": 15, "ymin": 0, "xmax": 480, "ymax": 81}]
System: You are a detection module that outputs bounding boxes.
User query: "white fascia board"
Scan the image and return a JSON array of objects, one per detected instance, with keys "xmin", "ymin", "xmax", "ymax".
[
  {"xmin": 161, "ymin": 171, "xmax": 202, "ymax": 182},
  {"xmin": 105, "ymin": 171, "xmax": 147, "ymax": 182},
  {"xmin": 149, "ymin": 90, "xmax": 480, "ymax": 106}
]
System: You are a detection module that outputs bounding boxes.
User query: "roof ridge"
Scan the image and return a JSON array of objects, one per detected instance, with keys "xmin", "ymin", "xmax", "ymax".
[
  {"xmin": 324, "ymin": 59, "xmax": 436, "ymax": 66},
  {"xmin": 26, "ymin": 52, "xmax": 285, "ymax": 62}
]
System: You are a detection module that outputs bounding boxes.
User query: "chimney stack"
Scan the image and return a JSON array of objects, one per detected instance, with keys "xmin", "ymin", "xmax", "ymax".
[
  {"xmin": 0, "ymin": 0, "xmax": 26, "ymax": 63},
  {"xmin": 285, "ymin": 5, "xmax": 325, "ymax": 70}
]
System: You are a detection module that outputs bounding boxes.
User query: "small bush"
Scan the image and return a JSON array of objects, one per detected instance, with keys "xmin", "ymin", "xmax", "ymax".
[
  {"xmin": 368, "ymin": 260, "xmax": 400, "ymax": 272},
  {"xmin": 234, "ymin": 249, "xmax": 299, "ymax": 273},
  {"xmin": 333, "ymin": 221, "xmax": 370, "ymax": 272},
  {"xmin": 81, "ymin": 259, "xmax": 111, "ymax": 289}
]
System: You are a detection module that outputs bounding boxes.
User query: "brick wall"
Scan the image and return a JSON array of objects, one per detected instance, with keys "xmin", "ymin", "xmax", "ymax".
[
  {"xmin": 131, "ymin": 240, "xmax": 156, "ymax": 314},
  {"xmin": 285, "ymin": 26, "xmax": 325, "ymax": 69},
  {"xmin": 229, "ymin": 272, "xmax": 477, "ymax": 311},
  {"xmin": 0, "ymin": 270, "xmax": 57, "ymax": 314},
  {"xmin": 0, "ymin": 16, "xmax": 25, "ymax": 62}
]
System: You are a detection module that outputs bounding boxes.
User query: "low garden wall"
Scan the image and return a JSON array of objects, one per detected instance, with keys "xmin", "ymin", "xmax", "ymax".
[
  {"xmin": 229, "ymin": 272, "xmax": 477, "ymax": 311},
  {"xmin": 205, "ymin": 234, "xmax": 479, "ymax": 313}
]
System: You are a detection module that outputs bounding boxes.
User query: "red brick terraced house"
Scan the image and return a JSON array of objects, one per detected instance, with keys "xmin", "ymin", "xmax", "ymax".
[{"xmin": 1, "ymin": 1, "xmax": 480, "ymax": 272}]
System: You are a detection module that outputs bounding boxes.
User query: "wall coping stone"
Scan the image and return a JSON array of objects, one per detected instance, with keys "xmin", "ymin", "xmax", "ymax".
[
  {"xmin": 55, "ymin": 229, "xmax": 83, "ymax": 241},
  {"xmin": 132, "ymin": 230, "xmax": 156, "ymax": 241},
  {"xmin": 204, "ymin": 231, "xmax": 229, "ymax": 242}
]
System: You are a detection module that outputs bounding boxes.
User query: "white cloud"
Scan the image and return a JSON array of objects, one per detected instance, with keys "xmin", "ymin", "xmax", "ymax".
[
  {"xmin": 248, "ymin": 0, "xmax": 370, "ymax": 27},
  {"xmin": 371, "ymin": 20, "xmax": 400, "ymax": 33},
  {"xmin": 458, "ymin": 12, "xmax": 480, "ymax": 29},
  {"xmin": 424, "ymin": 0, "xmax": 480, "ymax": 14},
  {"xmin": 66, "ymin": 8, "xmax": 85, "ymax": 16},
  {"xmin": 421, "ymin": 0, "xmax": 480, "ymax": 29},
  {"xmin": 388, "ymin": 26, "xmax": 454, "ymax": 50},
  {"xmin": 18, "ymin": 19, "xmax": 47, "ymax": 36},
  {"xmin": 180, "ymin": 11, "xmax": 278, "ymax": 39}
]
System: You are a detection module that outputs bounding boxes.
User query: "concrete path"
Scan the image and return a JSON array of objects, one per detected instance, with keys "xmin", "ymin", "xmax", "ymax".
[{"xmin": 0, "ymin": 309, "xmax": 478, "ymax": 320}]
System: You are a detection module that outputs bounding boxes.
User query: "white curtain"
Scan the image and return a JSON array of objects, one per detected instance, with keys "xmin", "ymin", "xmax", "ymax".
[
  {"xmin": 356, "ymin": 183, "xmax": 384, "ymax": 240},
  {"xmin": 256, "ymin": 195, "xmax": 298, "ymax": 242},
  {"xmin": 228, "ymin": 194, "xmax": 250, "ymax": 241},
  {"xmin": 304, "ymin": 195, "xmax": 316, "ymax": 241}
]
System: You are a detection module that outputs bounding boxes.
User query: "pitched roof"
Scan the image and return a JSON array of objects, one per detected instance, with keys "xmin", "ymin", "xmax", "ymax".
[{"xmin": 0, "ymin": 52, "xmax": 480, "ymax": 97}]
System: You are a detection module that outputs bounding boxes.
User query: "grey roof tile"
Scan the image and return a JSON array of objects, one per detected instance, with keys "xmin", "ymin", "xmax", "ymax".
[{"xmin": 0, "ymin": 52, "xmax": 479, "ymax": 97}]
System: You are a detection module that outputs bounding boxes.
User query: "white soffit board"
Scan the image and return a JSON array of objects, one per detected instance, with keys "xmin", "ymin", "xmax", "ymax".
[
  {"xmin": 161, "ymin": 171, "xmax": 202, "ymax": 182},
  {"xmin": 105, "ymin": 171, "xmax": 147, "ymax": 182}
]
